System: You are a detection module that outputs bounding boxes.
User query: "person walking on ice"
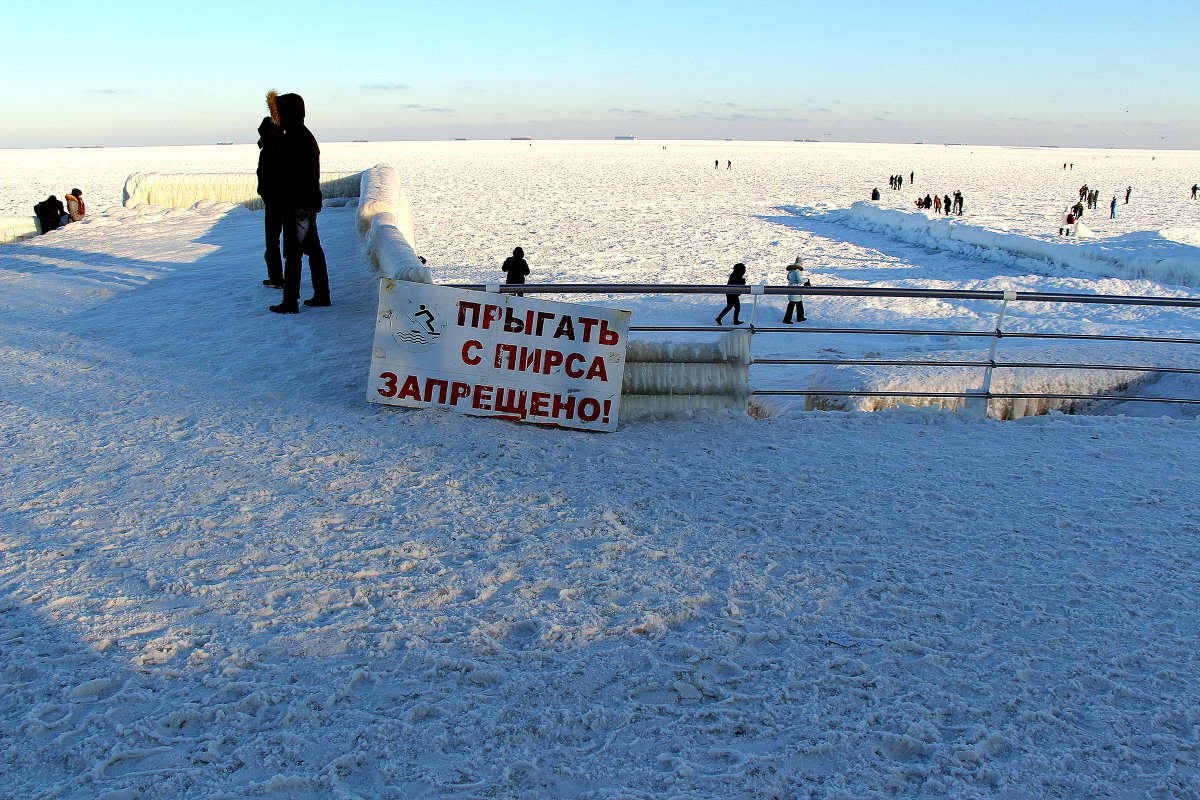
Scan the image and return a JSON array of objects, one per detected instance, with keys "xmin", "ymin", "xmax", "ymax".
[
  {"xmin": 715, "ymin": 262, "xmax": 747, "ymax": 326},
  {"xmin": 783, "ymin": 256, "xmax": 809, "ymax": 324},
  {"xmin": 1125, "ymin": 186, "xmax": 1131, "ymax": 204},
  {"xmin": 1110, "ymin": 196, "xmax": 1117, "ymax": 218}
]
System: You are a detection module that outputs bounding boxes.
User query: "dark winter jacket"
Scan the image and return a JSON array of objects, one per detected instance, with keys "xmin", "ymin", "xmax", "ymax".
[
  {"xmin": 725, "ymin": 264, "xmax": 747, "ymax": 302},
  {"xmin": 275, "ymin": 93, "xmax": 323, "ymax": 213},
  {"xmin": 33, "ymin": 196, "xmax": 65, "ymax": 233},
  {"xmin": 502, "ymin": 247, "xmax": 530, "ymax": 284},
  {"xmin": 256, "ymin": 116, "xmax": 284, "ymax": 202}
]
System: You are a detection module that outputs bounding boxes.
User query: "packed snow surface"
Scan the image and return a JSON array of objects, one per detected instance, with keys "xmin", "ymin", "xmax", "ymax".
[{"xmin": 2, "ymin": 140, "xmax": 1200, "ymax": 798}]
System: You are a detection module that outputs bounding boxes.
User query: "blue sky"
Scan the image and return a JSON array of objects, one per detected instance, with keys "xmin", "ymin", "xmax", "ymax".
[{"xmin": 2, "ymin": 0, "xmax": 1197, "ymax": 149}]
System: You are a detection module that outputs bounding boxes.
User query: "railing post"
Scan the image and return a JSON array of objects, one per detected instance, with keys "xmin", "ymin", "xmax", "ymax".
[
  {"xmin": 969, "ymin": 289, "xmax": 1016, "ymax": 418},
  {"xmin": 749, "ymin": 284, "xmax": 765, "ymax": 364},
  {"xmin": 749, "ymin": 284, "xmax": 765, "ymax": 329}
]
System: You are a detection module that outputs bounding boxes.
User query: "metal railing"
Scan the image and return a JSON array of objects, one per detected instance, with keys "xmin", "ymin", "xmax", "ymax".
[{"xmin": 448, "ymin": 283, "xmax": 1200, "ymax": 410}]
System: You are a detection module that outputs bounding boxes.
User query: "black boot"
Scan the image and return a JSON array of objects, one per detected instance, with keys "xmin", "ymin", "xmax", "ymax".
[
  {"xmin": 270, "ymin": 301, "xmax": 298, "ymax": 314},
  {"xmin": 303, "ymin": 296, "xmax": 331, "ymax": 307},
  {"xmin": 263, "ymin": 279, "xmax": 284, "ymax": 289}
]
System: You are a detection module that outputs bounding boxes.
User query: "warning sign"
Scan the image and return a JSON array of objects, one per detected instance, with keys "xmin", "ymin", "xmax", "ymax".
[{"xmin": 367, "ymin": 280, "xmax": 631, "ymax": 432}]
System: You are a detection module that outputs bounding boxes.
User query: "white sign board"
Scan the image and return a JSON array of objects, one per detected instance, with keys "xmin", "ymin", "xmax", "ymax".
[{"xmin": 367, "ymin": 280, "xmax": 631, "ymax": 432}]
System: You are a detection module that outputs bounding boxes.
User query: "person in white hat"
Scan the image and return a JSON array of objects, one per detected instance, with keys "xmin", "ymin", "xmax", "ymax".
[{"xmin": 784, "ymin": 256, "xmax": 809, "ymax": 323}]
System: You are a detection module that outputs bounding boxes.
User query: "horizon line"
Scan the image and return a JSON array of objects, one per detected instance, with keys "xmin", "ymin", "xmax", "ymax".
[{"xmin": 3, "ymin": 137, "xmax": 1197, "ymax": 154}]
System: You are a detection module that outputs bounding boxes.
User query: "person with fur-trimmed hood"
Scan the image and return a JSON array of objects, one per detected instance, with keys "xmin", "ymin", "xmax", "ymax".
[
  {"xmin": 65, "ymin": 189, "xmax": 85, "ymax": 222},
  {"xmin": 783, "ymin": 256, "xmax": 809, "ymax": 323},
  {"xmin": 269, "ymin": 91, "xmax": 330, "ymax": 314},
  {"xmin": 257, "ymin": 93, "xmax": 285, "ymax": 289}
]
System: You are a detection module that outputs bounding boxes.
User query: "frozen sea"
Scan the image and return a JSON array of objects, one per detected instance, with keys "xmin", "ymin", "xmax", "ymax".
[{"xmin": 2, "ymin": 140, "xmax": 1200, "ymax": 798}]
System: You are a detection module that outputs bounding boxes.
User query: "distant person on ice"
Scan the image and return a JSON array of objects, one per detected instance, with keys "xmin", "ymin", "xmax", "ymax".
[
  {"xmin": 870, "ymin": 187, "xmax": 880, "ymax": 200},
  {"xmin": 1192, "ymin": 184, "xmax": 1199, "ymax": 200},
  {"xmin": 65, "ymin": 189, "xmax": 85, "ymax": 223},
  {"xmin": 257, "ymin": 93, "xmax": 285, "ymax": 289},
  {"xmin": 269, "ymin": 92, "xmax": 330, "ymax": 314},
  {"xmin": 1125, "ymin": 186, "xmax": 1131, "ymax": 204},
  {"xmin": 501, "ymin": 246, "xmax": 530, "ymax": 296},
  {"xmin": 715, "ymin": 262, "xmax": 747, "ymax": 326},
  {"xmin": 783, "ymin": 256, "xmax": 809, "ymax": 324},
  {"xmin": 1110, "ymin": 196, "xmax": 1117, "ymax": 218}
]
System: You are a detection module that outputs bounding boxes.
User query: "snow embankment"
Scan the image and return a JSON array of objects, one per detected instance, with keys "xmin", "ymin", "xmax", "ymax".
[
  {"xmin": 121, "ymin": 171, "xmax": 362, "ymax": 211},
  {"xmin": 826, "ymin": 202, "xmax": 1200, "ymax": 288}
]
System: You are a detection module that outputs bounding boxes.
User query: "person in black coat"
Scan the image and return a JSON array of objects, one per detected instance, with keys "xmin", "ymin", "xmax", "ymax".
[
  {"xmin": 270, "ymin": 92, "xmax": 330, "ymax": 314},
  {"xmin": 256, "ymin": 107, "xmax": 285, "ymax": 289},
  {"xmin": 34, "ymin": 196, "xmax": 64, "ymax": 234},
  {"xmin": 501, "ymin": 247, "xmax": 530, "ymax": 296},
  {"xmin": 715, "ymin": 262, "xmax": 747, "ymax": 325}
]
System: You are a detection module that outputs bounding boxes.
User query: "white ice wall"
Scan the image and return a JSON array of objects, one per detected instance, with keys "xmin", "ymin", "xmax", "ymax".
[
  {"xmin": 121, "ymin": 172, "xmax": 362, "ymax": 210},
  {"xmin": 356, "ymin": 165, "xmax": 429, "ymax": 284},
  {"xmin": 620, "ymin": 331, "xmax": 751, "ymax": 419},
  {"xmin": 0, "ymin": 216, "xmax": 41, "ymax": 244},
  {"xmin": 840, "ymin": 202, "xmax": 1200, "ymax": 288}
]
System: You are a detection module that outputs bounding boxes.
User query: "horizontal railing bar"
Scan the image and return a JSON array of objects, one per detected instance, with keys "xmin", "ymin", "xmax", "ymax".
[
  {"xmin": 754, "ymin": 358, "xmax": 992, "ymax": 367},
  {"xmin": 633, "ymin": 325, "xmax": 997, "ymax": 336},
  {"xmin": 446, "ymin": 283, "xmax": 1200, "ymax": 309},
  {"xmin": 750, "ymin": 390, "xmax": 1200, "ymax": 404},
  {"xmin": 990, "ymin": 331, "xmax": 1200, "ymax": 345},
  {"xmin": 634, "ymin": 325, "xmax": 1200, "ymax": 346},
  {"xmin": 752, "ymin": 359, "xmax": 1200, "ymax": 374}
]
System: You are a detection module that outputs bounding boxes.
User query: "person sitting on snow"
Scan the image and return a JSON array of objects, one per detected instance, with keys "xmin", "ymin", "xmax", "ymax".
[
  {"xmin": 33, "ymin": 196, "xmax": 66, "ymax": 233},
  {"xmin": 65, "ymin": 189, "xmax": 85, "ymax": 223}
]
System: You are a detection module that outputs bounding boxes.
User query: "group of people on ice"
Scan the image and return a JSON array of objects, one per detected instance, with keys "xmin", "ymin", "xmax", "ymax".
[
  {"xmin": 912, "ymin": 191, "xmax": 964, "ymax": 215},
  {"xmin": 32, "ymin": 189, "xmax": 85, "ymax": 234},
  {"xmin": 1060, "ymin": 181, "xmax": 1132, "ymax": 234}
]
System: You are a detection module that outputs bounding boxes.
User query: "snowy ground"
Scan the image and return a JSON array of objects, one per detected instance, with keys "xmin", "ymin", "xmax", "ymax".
[{"xmin": 2, "ymin": 141, "xmax": 1200, "ymax": 798}]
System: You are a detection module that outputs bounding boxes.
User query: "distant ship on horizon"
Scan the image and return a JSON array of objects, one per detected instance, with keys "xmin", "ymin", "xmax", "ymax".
[
  {"xmin": 614, "ymin": 135, "xmax": 636, "ymax": 141},
  {"xmin": 353, "ymin": 139, "xmax": 369, "ymax": 143},
  {"xmin": 217, "ymin": 141, "xmax": 234, "ymax": 146},
  {"xmin": 511, "ymin": 136, "xmax": 533, "ymax": 141}
]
